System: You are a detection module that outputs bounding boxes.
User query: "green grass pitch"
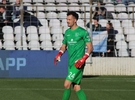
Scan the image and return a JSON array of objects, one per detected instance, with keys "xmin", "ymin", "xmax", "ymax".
[{"xmin": 0, "ymin": 76, "xmax": 135, "ymax": 100}]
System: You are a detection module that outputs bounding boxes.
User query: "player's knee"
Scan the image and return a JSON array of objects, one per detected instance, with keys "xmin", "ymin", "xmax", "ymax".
[
  {"xmin": 64, "ymin": 83, "xmax": 70, "ymax": 89},
  {"xmin": 73, "ymin": 85, "xmax": 81, "ymax": 92}
]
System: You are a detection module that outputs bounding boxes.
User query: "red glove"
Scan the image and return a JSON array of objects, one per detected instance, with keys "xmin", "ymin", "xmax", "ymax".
[
  {"xmin": 54, "ymin": 51, "xmax": 63, "ymax": 65},
  {"xmin": 74, "ymin": 53, "xmax": 89, "ymax": 68}
]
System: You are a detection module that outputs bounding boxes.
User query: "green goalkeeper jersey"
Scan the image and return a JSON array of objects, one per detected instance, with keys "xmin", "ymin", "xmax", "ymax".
[{"xmin": 62, "ymin": 26, "xmax": 91, "ymax": 67}]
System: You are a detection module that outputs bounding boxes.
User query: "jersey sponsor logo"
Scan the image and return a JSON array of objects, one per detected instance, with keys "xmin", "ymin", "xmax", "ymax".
[{"xmin": 68, "ymin": 39, "xmax": 77, "ymax": 44}]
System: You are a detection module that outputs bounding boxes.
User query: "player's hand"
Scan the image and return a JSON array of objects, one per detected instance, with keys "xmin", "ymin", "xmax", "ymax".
[
  {"xmin": 54, "ymin": 51, "xmax": 63, "ymax": 65},
  {"xmin": 74, "ymin": 53, "xmax": 89, "ymax": 68}
]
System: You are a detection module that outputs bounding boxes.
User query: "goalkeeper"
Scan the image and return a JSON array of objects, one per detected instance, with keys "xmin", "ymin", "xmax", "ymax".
[{"xmin": 54, "ymin": 11, "xmax": 93, "ymax": 100}]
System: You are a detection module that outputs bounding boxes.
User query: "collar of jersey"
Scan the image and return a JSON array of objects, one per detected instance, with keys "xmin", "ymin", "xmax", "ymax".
[{"xmin": 70, "ymin": 26, "xmax": 79, "ymax": 32}]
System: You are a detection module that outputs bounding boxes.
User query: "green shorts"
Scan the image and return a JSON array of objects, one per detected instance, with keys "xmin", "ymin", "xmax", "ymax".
[{"xmin": 66, "ymin": 65, "xmax": 85, "ymax": 84}]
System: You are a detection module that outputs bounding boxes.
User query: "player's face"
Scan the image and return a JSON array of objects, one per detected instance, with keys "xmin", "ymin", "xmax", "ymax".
[{"xmin": 67, "ymin": 15, "xmax": 77, "ymax": 28}]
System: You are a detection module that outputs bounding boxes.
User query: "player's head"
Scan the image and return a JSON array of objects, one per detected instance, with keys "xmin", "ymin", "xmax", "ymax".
[
  {"xmin": 2, "ymin": 0, "xmax": 6, "ymax": 4},
  {"xmin": 94, "ymin": 18, "xmax": 99, "ymax": 26},
  {"xmin": 67, "ymin": 11, "xmax": 79, "ymax": 28}
]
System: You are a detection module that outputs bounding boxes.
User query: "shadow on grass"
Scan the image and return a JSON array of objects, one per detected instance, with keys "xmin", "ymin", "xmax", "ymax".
[{"xmin": 83, "ymin": 75, "xmax": 100, "ymax": 78}]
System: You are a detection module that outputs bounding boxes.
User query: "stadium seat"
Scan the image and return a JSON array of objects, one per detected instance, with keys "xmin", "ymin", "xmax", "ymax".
[
  {"xmin": 33, "ymin": 0, "xmax": 44, "ymax": 3},
  {"xmin": 68, "ymin": 0, "xmax": 79, "ymax": 3},
  {"xmin": 47, "ymin": 12, "xmax": 57, "ymax": 19},
  {"xmin": 23, "ymin": 0, "xmax": 31, "ymax": 3},
  {"xmin": 79, "ymin": 0, "xmax": 89, "ymax": 3},
  {"xmin": 129, "ymin": 41, "xmax": 135, "ymax": 49},
  {"xmin": 92, "ymin": 3, "xmax": 97, "ymax": 12},
  {"xmin": 3, "ymin": 41, "xmax": 15, "ymax": 50},
  {"xmin": 28, "ymin": 40, "xmax": 40, "ymax": 50},
  {"xmin": 59, "ymin": 12, "xmax": 67, "ymax": 20},
  {"xmin": 131, "ymin": 49, "xmax": 135, "ymax": 57},
  {"xmin": 28, "ymin": 34, "xmax": 39, "ymax": 41},
  {"xmin": 111, "ymin": 20, "xmax": 121, "ymax": 27},
  {"xmin": 16, "ymin": 41, "xmax": 28, "ymax": 50},
  {"xmin": 52, "ymin": 34, "xmax": 63, "ymax": 41},
  {"xmin": 81, "ymin": 3, "xmax": 90, "ymax": 12},
  {"xmin": 40, "ymin": 34, "xmax": 51, "ymax": 41},
  {"xmin": 45, "ymin": 3, "xmax": 56, "ymax": 12},
  {"xmin": 34, "ymin": 3, "xmax": 44, "ymax": 11},
  {"xmin": 82, "ymin": 12, "xmax": 90, "ymax": 20},
  {"xmin": 129, "ymin": 13, "xmax": 135, "ymax": 20},
  {"xmin": 63, "ymin": 26, "xmax": 69, "ymax": 34},
  {"xmin": 69, "ymin": 3, "xmax": 80, "ymax": 11},
  {"xmin": 115, "ymin": 34, "xmax": 125, "ymax": 42},
  {"xmin": 114, "ymin": 27, "xmax": 123, "ymax": 34},
  {"xmin": 118, "ymin": 13, "xmax": 128, "ymax": 20},
  {"xmin": 116, "ymin": 4, "xmax": 126, "ymax": 12},
  {"xmin": 118, "ymin": 49, "xmax": 129, "ymax": 57},
  {"xmin": 126, "ymin": 34, "xmax": 135, "ymax": 41},
  {"xmin": 24, "ymin": 3, "xmax": 32, "ymax": 11},
  {"xmin": 0, "ymin": 41, "xmax": 2, "ymax": 50},
  {"xmin": 105, "ymin": 4, "xmax": 115, "ymax": 12},
  {"xmin": 61, "ymin": 19, "xmax": 68, "ymax": 27},
  {"xmin": 3, "ymin": 33, "xmax": 14, "ymax": 41},
  {"xmin": 45, "ymin": 0, "xmax": 55, "ymax": 3},
  {"xmin": 41, "ymin": 41, "xmax": 53, "ymax": 50},
  {"xmin": 15, "ymin": 33, "xmax": 26, "ymax": 41},
  {"xmin": 128, "ymin": 4, "xmax": 135, "ymax": 12},
  {"xmin": 56, "ymin": 0, "xmax": 67, "ymax": 3},
  {"xmin": 116, "ymin": 41, "xmax": 128, "ymax": 49},
  {"xmin": 53, "ymin": 41, "xmax": 62, "ymax": 50},
  {"xmin": 39, "ymin": 26, "xmax": 50, "ymax": 34},
  {"xmin": 111, "ymin": 13, "xmax": 117, "ymax": 19},
  {"xmin": 77, "ymin": 19, "xmax": 84, "ymax": 27},
  {"xmin": 76, "ymin": 12, "xmax": 81, "ymax": 19},
  {"xmin": 49, "ymin": 19, "xmax": 61, "ymax": 27},
  {"xmin": 38, "ymin": 19, "xmax": 48, "ymax": 27},
  {"xmin": 99, "ymin": 19, "xmax": 108, "ymax": 27},
  {"xmin": 124, "ymin": 27, "xmax": 135, "ymax": 35},
  {"xmin": 36, "ymin": 12, "xmax": 45, "ymax": 19},
  {"xmin": 122, "ymin": 20, "xmax": 132, "ymax": 27},
  {"xmin": 51, "ymin": 26, "xmax": 62, "ymax": 34},
  {"xmin": 14, "ymin": 26, "xmax": 25, "ymax": 34},
  {"xmin": 57, "ymin": 3, "xmax": 68, "ymax": 11},
  {"xmin": 2, "ymin": 26, "xmax": 13, "ymax": 34},
  {"xmin": 9, "ymin": 0, "xmax": 16, "ymax": 2},
  {"xmin": 27, "ymin": 26, "xmax": 37, "ymax": 34}
]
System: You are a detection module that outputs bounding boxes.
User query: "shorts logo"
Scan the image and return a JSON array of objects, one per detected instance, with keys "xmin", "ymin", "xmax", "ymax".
[{"xmin": 68, "ymin": 72, "xmax": 75, "ymax": 80}]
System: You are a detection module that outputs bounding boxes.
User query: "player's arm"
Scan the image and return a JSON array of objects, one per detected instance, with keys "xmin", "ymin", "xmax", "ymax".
[
  {"xmin": 54, "ymin": 44, "xmax": 67, "ymax": 65},
  {"xmin": 74, "ymin": 42, "xmax": 93, "ymax": 68}
]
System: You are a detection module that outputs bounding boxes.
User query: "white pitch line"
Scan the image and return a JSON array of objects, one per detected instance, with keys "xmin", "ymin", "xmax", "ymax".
[
  {"xmin": 0, "ymin": 78, "xmax": 135, "ymax": 82},
  {"xmin": 0, "ymin": 88, "xmax": 135, "ymax": 92}
]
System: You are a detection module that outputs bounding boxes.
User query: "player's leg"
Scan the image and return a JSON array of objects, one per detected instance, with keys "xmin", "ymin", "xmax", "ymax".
[
  {"xmin": 73, "ymin": 84, "xmax": 87, "ymax": 100},
  {"xmin": 62, "ymin": 80, "xmax": 72, "ymax": 100}
]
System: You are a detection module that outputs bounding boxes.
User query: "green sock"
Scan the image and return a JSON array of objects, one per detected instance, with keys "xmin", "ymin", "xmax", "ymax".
[
  {"xmin": 62, "ymin": 89, "xmax": 71, "ymax": 100},
  {"xmin": 76, "ymin": 89, "xmax": 87, "ymax": 100}
]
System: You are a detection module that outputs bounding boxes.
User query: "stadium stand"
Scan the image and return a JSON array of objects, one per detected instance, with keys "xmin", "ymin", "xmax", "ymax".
[
  {"xmin": 28, "ymin": 40, "xmax": 40, "ymax": 50},
  {"xmin": 0, "ymin": 0, "xmax": 134, "ymax": 55},
  {"xmin": 3, "ymin": 40, "xmax": 15, "ymax": 50}
]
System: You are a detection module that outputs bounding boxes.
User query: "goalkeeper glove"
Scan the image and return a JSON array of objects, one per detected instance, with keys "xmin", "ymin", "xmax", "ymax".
[
  {"xmin": 74, "ymin": 53, "xmax": 89, "ymax": 68},
  {"xmin": 54, "ymin": 50, "xmax": 63, "ymax": 65}
]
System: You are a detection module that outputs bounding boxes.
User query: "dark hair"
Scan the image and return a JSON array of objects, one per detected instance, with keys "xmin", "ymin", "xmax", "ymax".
[
  {"xmin": 67, "ymin": 11, "xmax": 79, "ymax": 20},
  {"xmin": 94, "ymin": 18, "xmax": 99, "ymax": 22},
  {"xmin": 107, "ymin": 22, "xmax": 113, "ymax": 28},
  {"xmin": 0, "ymin": 6, "xmax": 5, "ymax": 9}
]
